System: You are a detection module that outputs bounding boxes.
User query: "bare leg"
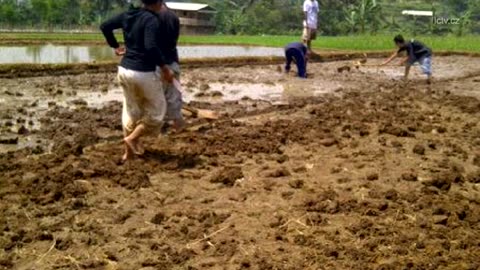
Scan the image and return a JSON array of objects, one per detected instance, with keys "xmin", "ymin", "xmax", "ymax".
[
  {"xmin": 173, "ymin": 117, "xmax": 186, "ymax": 132},
  {"xmin": 426, "ymin": 75, "xmax": 432, "ymax": 84},
  {"xmin": 404, "ymin": 65, "xmax": 411, "ymax": 82},
  {"xmin": 124, "ymin": 123, "xmax": 146, "ymax": 156}
]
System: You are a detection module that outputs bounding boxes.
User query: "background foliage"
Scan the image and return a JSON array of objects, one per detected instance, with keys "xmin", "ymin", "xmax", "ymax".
[{"xmin": 0, "ymin": 0, "xmax": 478, "ymax": 36}]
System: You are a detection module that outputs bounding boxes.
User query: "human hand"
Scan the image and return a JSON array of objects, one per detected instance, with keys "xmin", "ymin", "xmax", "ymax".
[
  {"xmin": 115, "ymin": 47, "xmax": 126, "ymax": 56},
  {"xmin": 161, "ymin": 66, "xmax": 174, "ymax": 83}
]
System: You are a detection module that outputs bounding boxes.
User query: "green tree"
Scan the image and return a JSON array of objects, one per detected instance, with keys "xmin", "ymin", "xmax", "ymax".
[
  {"xmin": 345, "ymin": 0, "xmax": 383, "ymax": 34},
  {"xmin": 0, "ymin": 0, "xmax": 18, "ymax": 27}
]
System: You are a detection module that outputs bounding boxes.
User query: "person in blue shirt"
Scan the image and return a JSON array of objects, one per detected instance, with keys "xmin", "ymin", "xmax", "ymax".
[
  {"xmin": 284, "ymin": 41, "xmax": 309, "ymax": 78},
  {"xmin": 382, "ymin": 34, "xmax": 432, "ymax": 83}
]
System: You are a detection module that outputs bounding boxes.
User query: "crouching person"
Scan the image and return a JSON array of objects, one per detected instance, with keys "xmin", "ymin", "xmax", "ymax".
[
  {"xmin": 382, "ymin": 34, "xmax": 432, "ymax": 83},
  {"xmin": 100, "ymin": 0, "xmax": 174, "ymax": 161},
  {"xmin": 285, "ymin": 41, "xmax": 309, "ymax": 78}
]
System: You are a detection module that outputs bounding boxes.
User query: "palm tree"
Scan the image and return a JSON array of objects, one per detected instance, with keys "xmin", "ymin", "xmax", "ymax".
[{"xmin": 344, "ymin": 0, "xmax": 383, "ymax": 34}]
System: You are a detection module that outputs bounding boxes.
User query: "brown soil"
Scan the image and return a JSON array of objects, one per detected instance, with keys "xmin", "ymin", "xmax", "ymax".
[{"xmin": 1, "ymin": 57, "xmax": 480, "ymax": 270}]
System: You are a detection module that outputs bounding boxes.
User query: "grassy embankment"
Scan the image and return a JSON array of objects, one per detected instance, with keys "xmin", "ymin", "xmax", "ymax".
[{"xmin": 1, "ymin": 32, "xmax": 480, "ymax": 52}]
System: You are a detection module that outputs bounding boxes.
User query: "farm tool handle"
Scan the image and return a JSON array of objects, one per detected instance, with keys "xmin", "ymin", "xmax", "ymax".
[{"xmin": 182, "ymin": 105, "xmax": 199, "ymax": 117}]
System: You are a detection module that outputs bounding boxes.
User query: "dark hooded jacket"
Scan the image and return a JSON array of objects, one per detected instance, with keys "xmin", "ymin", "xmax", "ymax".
[{"xmin": 100, "ymin": 8, "xmax": 167, "ymax": 72}]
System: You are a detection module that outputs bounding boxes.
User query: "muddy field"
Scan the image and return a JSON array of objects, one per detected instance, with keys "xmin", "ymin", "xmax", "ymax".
[{"xmin": 1, "ymin": 56, "xmax": 480, "ymax": 270}]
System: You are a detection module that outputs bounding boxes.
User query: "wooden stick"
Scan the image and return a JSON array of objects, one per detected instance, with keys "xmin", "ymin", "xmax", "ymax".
[
  {"xmin": 36, "ymin": 239, "xmax": 56, "ymax": 264},
  {"xmin": 360, "ymin": 64, "xmax": 398, "ymax": 67},
  {"xmin": 174, "ymin": 79, "xmax": 219, "ymax": 120},
  {"xmin": 186, "ymin": 226, "xmax": 229, "ymax": 248},
  {"xmin": 182, "ymin": 105, "xmax": 219, "ymax": 120}
]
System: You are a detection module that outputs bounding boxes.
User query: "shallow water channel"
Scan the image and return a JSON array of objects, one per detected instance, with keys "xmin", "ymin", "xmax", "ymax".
[{"xmin": 0, "ymin": 45, "xmax": 284, "ymax": 64}]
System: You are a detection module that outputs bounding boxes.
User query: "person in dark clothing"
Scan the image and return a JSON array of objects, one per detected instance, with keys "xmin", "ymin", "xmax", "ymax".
[
  {"xmin": 382, "ymin": 34, "xmax": 432, "ymax": 83},
  {"xmin": 285, "ymin": 41, "xmax": 309, "ymax": 78},
  {"xmin": 158, "ymin": 3, "xmax": 185, "ymax": 131},
  {"xmin": 157, "ymin": 4, "xmax": 180, "ymax": 65},
  {"xmin": 100, "ymin": 0, "xmax": 174, "ymax": 161}
]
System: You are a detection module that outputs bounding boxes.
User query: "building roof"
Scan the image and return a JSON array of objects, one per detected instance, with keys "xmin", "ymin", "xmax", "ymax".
[
  {"xmin": 166, "ymin": 2, "xmax": 216, "ymax": 12},
  {"xmin": 402, "ymin": 10, "xmax": 433, "ymax": 17}
]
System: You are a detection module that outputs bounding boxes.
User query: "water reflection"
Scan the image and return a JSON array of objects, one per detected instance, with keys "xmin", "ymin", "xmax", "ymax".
[
  {"xmin": 0, "ymin": 45, "xmax": 284, "ymax": 64},
  {"xmin": 0, "ymin": 44, "xmax": 113, "ymax": 64}
]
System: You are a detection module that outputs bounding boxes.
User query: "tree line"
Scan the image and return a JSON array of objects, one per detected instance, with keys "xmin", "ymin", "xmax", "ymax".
[{"xmin": 0, "ymin": 0, "xmax": 479, "ymax": 35}]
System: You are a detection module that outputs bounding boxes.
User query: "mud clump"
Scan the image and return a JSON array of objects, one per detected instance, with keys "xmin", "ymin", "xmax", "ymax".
[
  {"xmin": 199, "ymin": 84, "xmax": 210, "ymax": 92},
  {"xmin": 413, "ymin": 144, "xmax": 425, "ymax": 155},
  {"xmin": 2, "ymin": 59, "xmax": 480, "ymax": 269},
  {"xmin": 401, "ymin": 172, "xmax": 418, "ymax": 182},
  {"xmin": 432, "ymin": 215, "xmax": 449, "ymax": 226},
  {"xmin": 337, "ymin": 65, "xmax": 351, "ymax": 73},
  {"xmin": 379, "ymin": 124, "xmax": 415, "ymax": 138},
  {"xmin": 69, "ymin": 99, "xmax": 88, "ymax": 106},
  {"xmin": 466, "ymin": 169, "xmax": 480, "ymax": 183},
  {"xmin": 260, "ymin": 167, "xmax": 291, "ymax": 178},
  {"xmin": 210, "ymin": 166, "xmax": 244, "ymax": 187},
  {"xmin": 114, "ymin": 170, "xmax": 151, "ymax": 190},
  {"xmin": 423, "ymin": 171, "xmax": 463, "ymax": 191},
  {"xmin": 53, "ymin": 130, "xmax": 99, "ymax": 156},
  {"xmin": 0, "ymin": 136, "xmax": 18, "ymax": 144},
  {"xmin": 319, "ymin": 138, "xmax": 338, "ymax": 147},
  {"xmin": 366, "ymin": 172, "xmax": 379, "ymax": 181},
  {"xmin": 445, "ymin": 95, "xmax": 480, "ymax": 114},
  {"xmin": 17, "ymin": 125, "xmax": 28, "ymax": 135},
  {"xmin": 288, "ymin": 179, "xmax": 304, "ymax": 189},
  {"xmin": 473, "ymin": 154, "xmax": 480, "ymax": 167},
  {"xmin": 209, "ymin": 91, "xmax": 223, "ymax": 97},
  {"xmin": 151, "ymin": 212, "xmax": 167, "ymax": 225},
  {"xmin": 384, "ymin": 189, "xmax": 399, "ymax": 201}
]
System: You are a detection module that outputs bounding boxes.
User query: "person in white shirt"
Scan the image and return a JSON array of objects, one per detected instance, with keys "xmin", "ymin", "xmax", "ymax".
[{"xmin": 303, "ymin": 0, "xmax": 319, "ymax": 51}]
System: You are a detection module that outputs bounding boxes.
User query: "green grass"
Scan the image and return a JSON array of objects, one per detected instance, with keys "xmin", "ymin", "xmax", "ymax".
[{"xmin": 1, "ymin": 32, "xmax": 480, "ymax": 52}]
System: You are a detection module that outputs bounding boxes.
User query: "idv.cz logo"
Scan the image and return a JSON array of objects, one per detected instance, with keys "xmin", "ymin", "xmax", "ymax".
[{"xmin": 432, "ymin": 17, "xmax": 460, "ymax": 25}]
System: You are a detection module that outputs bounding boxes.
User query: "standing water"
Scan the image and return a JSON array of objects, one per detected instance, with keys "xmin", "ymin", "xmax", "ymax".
[{"xmin": 0, "ymin": 45, "xmax": 284, "ymax": 64}]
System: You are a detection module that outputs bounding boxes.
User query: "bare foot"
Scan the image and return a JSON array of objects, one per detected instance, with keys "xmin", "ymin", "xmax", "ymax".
[
  {"xmin": 124, "ymin": 137, "xmax": 144, "ymax": 156},
  {"xmin": 121, "ymin": 152, "xmax": 130, "ymax": 163},
  {"xmin": 173, "ymin": 118, "xmax": 186, "ymax": 132},
  {"xmin": 122, "ymin": 143, "xmax": 134, "ymax": 162}
]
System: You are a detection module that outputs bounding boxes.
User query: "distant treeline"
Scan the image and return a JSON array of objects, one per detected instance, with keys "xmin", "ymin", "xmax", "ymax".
[{"xmin": 0, "ymin": 0, "xmax": 479, "ymax": 36}]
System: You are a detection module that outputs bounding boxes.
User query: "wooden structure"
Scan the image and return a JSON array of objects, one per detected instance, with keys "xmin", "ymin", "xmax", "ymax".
[{"xmin": 165, "ymin": 2, "xmax": 216, "ymax": 35}]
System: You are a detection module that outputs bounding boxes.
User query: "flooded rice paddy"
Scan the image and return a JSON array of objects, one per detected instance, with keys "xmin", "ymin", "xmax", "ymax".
[
  {"xmin": 1, "ymin": 54, "xmax": 480, "ymax": 270},
  {"xmin": 0, "ymin": 45, "xmax": 284, "ymax": 64}
]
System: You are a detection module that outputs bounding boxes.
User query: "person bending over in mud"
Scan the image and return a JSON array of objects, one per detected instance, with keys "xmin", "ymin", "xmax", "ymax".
[
  {"xmin": 381, "ymin": 34, "xmax": 433, "ymax": 84},
  {"xmin": 284, "ymin": 41, "xmax": 309, "ymax": 79},
  {"xmin": 158, "ymin": 3, "xmax": 185, "ymax": 132},
  {"xmin": 100, "ymin": 0, "xmax": 174, "ymax": 161}
]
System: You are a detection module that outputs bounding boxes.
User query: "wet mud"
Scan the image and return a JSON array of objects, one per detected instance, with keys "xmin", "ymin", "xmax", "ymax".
[{"xmin": 1, "ymin": 56, "xmax": 480, "ymax": 269}]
